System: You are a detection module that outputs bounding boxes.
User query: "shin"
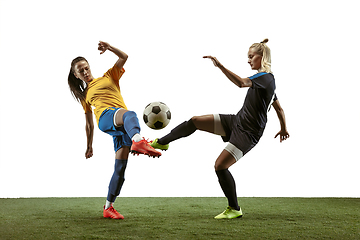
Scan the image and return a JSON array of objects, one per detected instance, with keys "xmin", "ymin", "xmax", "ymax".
[{"xmin": 107, "ymin": 159, "xmax": 128, "ymax": 203}]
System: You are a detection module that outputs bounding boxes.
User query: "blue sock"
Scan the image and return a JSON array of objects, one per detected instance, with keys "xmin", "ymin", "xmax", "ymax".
[
  {"xmin": 122, "ymin": 111, "xmax": 141, "ymax": 139},
  {"xmin": 107, "ymin": 159, "xmax": 128, "ymax": 202}
]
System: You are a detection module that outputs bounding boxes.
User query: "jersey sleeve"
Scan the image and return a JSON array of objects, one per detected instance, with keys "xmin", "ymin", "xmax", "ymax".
[
  {"xmin": 249, "ymin": 72, "xmax": 272, "ymax": 89},
  {"xmin": 103, "ymin": 64, "xmax": 125, "ymax": 82}
]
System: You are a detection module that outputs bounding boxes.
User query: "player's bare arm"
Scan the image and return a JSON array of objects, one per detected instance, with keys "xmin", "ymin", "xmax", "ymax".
[
  {"xmin": 272, "ymin": 100, "xmax": 290, "ymax": 142},
  {"xmin": 85, "ymin": 111, "xmax": 94, "ymax": 159},
  {"xmin": 203, "ymin": 56, "xmax": 252, "ymax": 88},
  {"xmin": 98, "ymin": 41, "xmax": 128, "ymax": 69}
]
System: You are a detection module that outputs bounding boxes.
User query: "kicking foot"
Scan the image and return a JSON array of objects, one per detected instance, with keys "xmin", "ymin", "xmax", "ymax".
[
  {"xmin": 130, "ymin": 139, "xmax": 162, "ymax": 158},
  {"xmin": 214, "ymin": 206, "xmax": 243, "ymax": 219},
  {"xmin": 103, "ymin": 206, "xmax": 124, "ymax": 219},
  {"xmin": 150, "ymin": 138, "xmax": 169, "ymax": 151}
]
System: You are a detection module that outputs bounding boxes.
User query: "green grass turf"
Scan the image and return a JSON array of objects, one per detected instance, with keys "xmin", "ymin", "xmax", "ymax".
[{"xmin": 0, "ymin": 198, "xmax": 359, "ymax": 239}]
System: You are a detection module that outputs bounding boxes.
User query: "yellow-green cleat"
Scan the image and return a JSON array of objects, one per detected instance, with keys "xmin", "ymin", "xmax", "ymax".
[
  {"xmin": 214, "ymin": 206, "xmax": 243, "ymax": 219},
  {"xmin": 150, "ymin": 138, "xmax": 169, "ymax": 151}
]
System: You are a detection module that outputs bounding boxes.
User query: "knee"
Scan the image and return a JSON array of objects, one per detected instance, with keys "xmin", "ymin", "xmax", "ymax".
[
  {"xmin": 123, "ymin": 110, "xmax": 137, "ymax": 120},
  {"xmin": 191, "ymin": 116, "xmax": 201, "ymax": 121},
  {"xmin": 214, "ymin": 162, "xmax": 227, "ymax": 172},
  {"xmin": 190, "ymin": 116, "xmax": 200, "ymax": 128},
  {"xmin": 214, "ymin": 150, "xmax": 237, "ymax": 171},
  {"xmin": 122, "ymin": 111, "xmax": 141, "ymax": 137},
  {"xmin": 115, "ymin": 147, "xmax": 130, "ymax": 159}
]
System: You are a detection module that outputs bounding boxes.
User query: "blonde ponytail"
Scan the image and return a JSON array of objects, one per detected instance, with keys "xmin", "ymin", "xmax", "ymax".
[{"xmin": 250, "ymin": 39, "xmax": 272, "ymax": 73}]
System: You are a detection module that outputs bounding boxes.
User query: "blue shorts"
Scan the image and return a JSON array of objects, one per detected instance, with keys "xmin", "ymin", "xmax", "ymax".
[
  {"xmin": 219, "ymin": 114, "xmax": 262, "ymax": 155},
  {"xmin": 98, "ymin": 107, "xmax": 132, "ymax": 152}
]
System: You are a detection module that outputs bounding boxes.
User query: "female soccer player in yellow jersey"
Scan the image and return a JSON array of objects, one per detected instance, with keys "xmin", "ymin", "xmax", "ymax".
[
  {"xmin": 151, "ymin": 39, "xmax": 290, "ymax": 219},
  {"xmin": 68, "ymin": 41, "xmax": 161, "ymax": 219}
]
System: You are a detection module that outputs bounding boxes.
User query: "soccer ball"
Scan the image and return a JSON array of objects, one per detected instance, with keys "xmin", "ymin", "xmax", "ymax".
[{"xmin": 143, "ymin": 102, "xmax": 171, "ymax": 129}]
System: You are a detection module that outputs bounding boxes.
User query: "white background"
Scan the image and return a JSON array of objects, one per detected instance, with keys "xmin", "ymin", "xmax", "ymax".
[{"xmin": 0, "ymin": 0, "xmax": 359, "ymax": 198}]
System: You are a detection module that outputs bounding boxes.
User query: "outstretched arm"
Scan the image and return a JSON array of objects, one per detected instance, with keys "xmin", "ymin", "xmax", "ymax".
[
  {"xmin": 98, "ymin": 41, "xmax": 128, "ymax": 69},
  {"xmin": 85, "ymin": 112, "xmax": 94, "ymax": 159},
  {"xmin": 203, "ymin": 56, "xmax": 252, "ymax": 88},
  {"xmin": 272, "ymin": 100, "xmax": 290, "ymax": 142}
]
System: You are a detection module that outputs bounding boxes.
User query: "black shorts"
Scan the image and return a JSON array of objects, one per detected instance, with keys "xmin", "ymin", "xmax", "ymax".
[{"xmin": 219, "ymin": 114, "xmax": 262, "ymax": 155}]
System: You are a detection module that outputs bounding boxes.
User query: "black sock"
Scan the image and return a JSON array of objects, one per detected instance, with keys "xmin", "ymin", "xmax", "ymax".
[
  {"xmin": 158, "ymin": 119, "xmax": 197, "ymax": 145},
  {"xmin": 216, "ymin": 169, "xmax": 240, "ymax": 210}
]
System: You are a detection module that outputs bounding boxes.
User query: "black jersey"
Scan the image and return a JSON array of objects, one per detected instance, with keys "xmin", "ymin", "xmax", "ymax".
[{"xmin": 236, "ymin": 72, "xmax": 277, "ymax": 136}]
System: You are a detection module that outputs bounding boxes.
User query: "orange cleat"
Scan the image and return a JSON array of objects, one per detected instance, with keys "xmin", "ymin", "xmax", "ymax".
[
  {"xmin": 103, "ymin": 206, "xmax": 124, "ymax": 219},
  {"xmin": 130, "ymin": 139, "xmax": 162, "ymax": 158}
]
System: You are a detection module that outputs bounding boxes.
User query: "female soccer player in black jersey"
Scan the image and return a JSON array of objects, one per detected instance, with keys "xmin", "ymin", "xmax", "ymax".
[{"xmin": 151, "ymin": 39, "xmax": 289, "ymax": 219}]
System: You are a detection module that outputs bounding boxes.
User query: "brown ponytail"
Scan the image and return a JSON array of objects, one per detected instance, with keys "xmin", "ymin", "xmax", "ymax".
[
  {"xmin": 260, "ymin": 38, "xmax": 269, "ymax": 44},
  {"xmin": 68, "ymin": 57, "xmax": 88, "ymax": 103}
]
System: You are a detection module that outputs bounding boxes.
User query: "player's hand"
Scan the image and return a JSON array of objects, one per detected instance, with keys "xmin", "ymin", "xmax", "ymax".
[
  {"xmin": 85, "ymin": 146, "xmax": 93, "ymax": 159},
  {"xmin": 274, "ymin": 130, "xmax": 290, "ymax": 143},
  {"xmin": 203, "ymin": 56, "xmax": 223, "ymax": 68},
  {"xmin": 98, "ymin": 41, "xmax": 111, "ymax": 54}
]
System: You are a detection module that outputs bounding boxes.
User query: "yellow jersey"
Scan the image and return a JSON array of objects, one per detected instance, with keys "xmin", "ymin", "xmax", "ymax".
[{"xmin": 81, "ymin": 64, "xmax": 128, "ymax": 125}]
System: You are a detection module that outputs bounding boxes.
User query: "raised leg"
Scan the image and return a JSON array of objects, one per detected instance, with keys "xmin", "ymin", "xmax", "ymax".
[{"xmin": 157, "ymin": 115, "xmax": 216, "ymax": 145}]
